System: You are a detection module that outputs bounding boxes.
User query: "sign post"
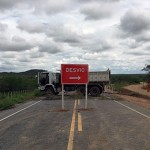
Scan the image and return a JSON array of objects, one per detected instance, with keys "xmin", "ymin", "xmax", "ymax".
[
  {"xmin": 62, "ymin": 84, "xmax": 64, "ymax": 109},
  {"xmin": 85, "ymin": 84, "xmax": 88, "ymax": 109},
  {"xmin": 61, "ymin": 64, "xmax": 89, "ymax": 109}
]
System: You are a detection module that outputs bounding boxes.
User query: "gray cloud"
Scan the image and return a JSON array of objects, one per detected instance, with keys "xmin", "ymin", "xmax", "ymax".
[
  {"xmin": 63, "ymin": 38, "xmax": 80, "ymax": 43},
  {"xmin": 0, "ymin": 38, "xmax": 33, "ymax": 52},
  {"xmin": 0, "ymin": 23, "xmax": 8, "ymax": 31},
  {"xmin": 78, "ymin": 0, "xmax": 120, "ymax": 3},
  {"xmin": 0, "ymin": 0, "xmax": 71, "ymax": 14},
  {"xmin": 17, "ymin": 18, "xmax": 81, "ymax": 46},
  {"xmin": 30, "ymin": 52, "xmax": 44, "ymax": 59},
  {"xmin": 136, "ymin": 34, "xmax": 150, "ymax": 42},
  {"xmin": 33, "ymin": 0, "xmax": 71, "ymax": 15},
  {"xmin": 17, "ymin": 18, "xmax": 47, "ymax": 33},
  {"xmin": 0, "ymin": 0, "xmax": 20, "ymax": 10},
  {"xmin": 12, "ymin": 36, "xmax": 26, "ymax": 42},
  {"xmin": 124, "ymin": 50, "xmax": 150, "ymax": 57},
  {"xmin": 128, "ymin": 44, "xmax": 140, "ymax": 49},
  {"xmin": 80, "ymin": 2, "xmax": 115, "ymax": 20},
  {"xmin": 144, "ymin": 45, "xmax": 150, "ymax": 51},
  {"xmin": 1, "ymin": 52, "xmax": 17, "ymax": 58},
  {"xmin": 120, "ymin": 38, "xmax": 142, "ymax": 49},
  {"xmin": 124, "ymin": 51, "xmax": 145, "ymax": 56},
  {"xmin": 49, "ymin": 28, "xmax": 81, "ymax": 44},
  {"xmin": 85, "ymin": 41, "xmax": 112, "ymax": 52},
  {"xmin": 120, "ymin": 10, "xmax": 150, "ymax": 35},
  {"xmin": 0, "ymin": 65, "xmax": 15, "ymax": 72},
  {"xmin": 38, "ymin": 42, "xmax": 62, "ymax": 54},
  {"xmin": 79, "ymin": 35, "xmax": 113, "ymax": 52},
  {"xmin": 18, "ymin": 57, "xmax": 31, "ymax": 63}
]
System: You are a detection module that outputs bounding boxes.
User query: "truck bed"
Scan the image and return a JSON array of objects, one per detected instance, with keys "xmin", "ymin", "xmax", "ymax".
[{"xmin": 89, "ymin": 70, "xmax": 110, "ymax": 82}]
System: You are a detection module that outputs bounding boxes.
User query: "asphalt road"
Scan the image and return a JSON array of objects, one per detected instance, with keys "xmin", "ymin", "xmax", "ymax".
[{"xmin": 0, "ymin": 95, "xmax": 150, "ymax": 150}]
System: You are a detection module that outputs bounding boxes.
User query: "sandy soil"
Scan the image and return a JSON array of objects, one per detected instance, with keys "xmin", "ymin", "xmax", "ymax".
[
  {"xmin": 123, "ymin": 84, "xmax": 150, "ymax": 97},
  {"xmin": 112, "ymin": 84, "xmax": 150, "ymax": 109},
  {"xmin": 114, "ymin": 94, "xmax": 150, "ymax": 109}
]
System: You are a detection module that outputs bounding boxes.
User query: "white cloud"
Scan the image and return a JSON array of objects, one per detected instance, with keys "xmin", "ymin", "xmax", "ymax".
[
  {"xmin": 0, "ymin": 0, "xmax": 149, "ymax": 73},
  {"xmin": 0, "ymin": 23, "xmax": 8, "ymax": 31}
]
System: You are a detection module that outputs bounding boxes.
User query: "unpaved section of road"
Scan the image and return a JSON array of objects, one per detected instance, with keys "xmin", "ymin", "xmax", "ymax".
[
  {"xmin": 112, "ymin": 84, "xmax": 150, "ymax": 109},
  {"xmin": 123, "ymin": 84, "xmax": 150, "ymax": 98},
  {"xmin": 114, "ymin": 94, "xmax": 150, "ymax": 109}
]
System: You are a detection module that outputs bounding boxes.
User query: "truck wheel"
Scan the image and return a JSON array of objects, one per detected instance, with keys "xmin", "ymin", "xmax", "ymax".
[
  {"xmin": 76, "ymin": 86, "xmax": 85, "ymax": 95},
  {"xmin": 46, "ymin": 88, "xmax": 55, "ymax": 96},
  {"xmin": 90, "ymin": 86, "xmax": 101, "ymax": 96}
]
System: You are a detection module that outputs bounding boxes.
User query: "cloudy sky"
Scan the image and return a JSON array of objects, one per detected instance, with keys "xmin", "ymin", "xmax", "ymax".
[{"xmin": 0, "ymin": 0, "xmax": 150, "ymax": 74}]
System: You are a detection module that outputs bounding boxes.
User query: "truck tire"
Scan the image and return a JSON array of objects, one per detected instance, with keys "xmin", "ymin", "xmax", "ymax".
[
  {"xmin": 76, "ymin": 86, "xmax": 85, "ymax": 95},
  {"xmin": 89, "ymin": 86, "xmax": 101, "ymax": 96},
  {"xmin": 45, "ymin": 87, "xmax": 55, "ymax": 96},
  {"xmin": 55, "ymin": 86, "xmax": 61, "ymax": 95}
]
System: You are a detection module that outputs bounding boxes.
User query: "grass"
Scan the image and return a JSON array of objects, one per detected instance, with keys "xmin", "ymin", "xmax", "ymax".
[
  {"xmin": 0, "ymin": 89, "xmax": 41, "ymax": 110},
  {"xmin": 112, "ymin": 83, "xmax": 129, "ymax": 92}
]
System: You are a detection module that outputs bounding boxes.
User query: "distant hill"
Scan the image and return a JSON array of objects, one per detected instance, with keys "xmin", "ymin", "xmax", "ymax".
[{"xmin": 20, "ymin": 69, "xmax": 47, "ymax": 76}]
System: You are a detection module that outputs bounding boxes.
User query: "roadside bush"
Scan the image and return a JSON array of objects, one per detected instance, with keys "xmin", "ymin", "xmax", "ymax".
[
  {"xmin": 0, "ymin": 74, "xmax": 37, "ymax": 93},
  {"xmin": 33, "ymin": 89, "xmax": 42, "ymax": 97},
  {"xmin": 111, "ymin": 74, "xmax": 146, "ymax": 84},
  {"xmin": 111, "ymin": 74, "xmax": 147, "ymax": 92},
  {"xmin": 112, "ymin": 83, "xmax": 126, "ymax": 92},
  {"xmin": 0, "ymin": 90, "xmax": 40, "ymax": 110},
  {"xmin": 0, "ymin": 97, "xmax": 15, "ymax": 109}
]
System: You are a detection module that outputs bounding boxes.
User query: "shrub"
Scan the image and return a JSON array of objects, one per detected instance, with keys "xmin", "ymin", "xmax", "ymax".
[{"xmin": 0, "ymin": 90, "xmax": 40, "ymax": 110}]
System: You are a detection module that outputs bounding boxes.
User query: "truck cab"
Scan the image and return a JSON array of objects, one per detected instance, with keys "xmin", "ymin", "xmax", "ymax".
[{"xmin": 38, "ymin": 72, "xmax": 60, "ymax": 95}]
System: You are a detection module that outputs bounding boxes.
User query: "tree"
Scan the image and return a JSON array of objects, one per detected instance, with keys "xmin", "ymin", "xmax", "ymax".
[{"xmin": 142, "ymin": 64, "xmax": 150, "ymax": 82}]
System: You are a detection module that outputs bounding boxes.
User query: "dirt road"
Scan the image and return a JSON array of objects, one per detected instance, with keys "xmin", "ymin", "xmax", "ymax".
[
  {"xmin": 112, "ymin": 84, "xmax": 150, "ymax": 109},
  {"xmin": 124, "ymin": 84, "xmax": 150, "ymax": 98}
]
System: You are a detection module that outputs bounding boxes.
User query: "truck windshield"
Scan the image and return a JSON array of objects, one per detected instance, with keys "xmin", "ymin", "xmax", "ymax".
[{"xmin": 39, "ymin": 73, "xmax": 49, "ymax": 85}]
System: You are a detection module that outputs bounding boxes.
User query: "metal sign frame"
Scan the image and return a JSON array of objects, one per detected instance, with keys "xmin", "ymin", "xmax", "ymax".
[
  {"xmin": 61, "ymin": 64, "xmax": 89, "ymax": 84},
  {"xmin": 61, "ymin": 64, "xmax": 89, "ymax": 109}
]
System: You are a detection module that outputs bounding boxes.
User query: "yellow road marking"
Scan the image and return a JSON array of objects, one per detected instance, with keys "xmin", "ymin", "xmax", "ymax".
[
  {"xmin": 78, "ymin": 112, "xmax": 83, "ymax": 132},
  {"xmin": 78, "ymin": 99, "xmax": 80, "ymax": 105},
  {"xmin": 67, "ymin": 100, "xmax": 77, "ymax": 150}
]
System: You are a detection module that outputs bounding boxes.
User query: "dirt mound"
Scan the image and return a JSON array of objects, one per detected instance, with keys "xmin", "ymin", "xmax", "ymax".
[
  {"xmin": 113, "ymin": 84, "xmax": 150, "ymax": 109},
  {"xmin": 123, "ymin": 84, "xmax": 150, "ymax": 99},
  {"xmin": 120, "ymin": 88, "xmax": 150, "ymax": 100}
]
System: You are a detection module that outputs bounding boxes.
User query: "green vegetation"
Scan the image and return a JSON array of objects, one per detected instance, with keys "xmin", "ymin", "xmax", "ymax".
[
  {"xmin": 111, "ymin": 74, "xmax": 147, "ymax": 84},
  {"xmin": 0, "ymin": 74, "xmax": 37, "ymax": 93},
  {"xmin": 0, "ymin": 69, "xmax": 44, "ymax": 110},
  {"xmin": 112, "ymin": 83, "xmax": 127, "ymax": 92},
  {"xmin": 142, "ymin": 64, "xmax": 150, "ymax": 82},
  {"xmin": 111, "ymin": 65, "xmax": 149, "ymax": 92},
  {"xmin": 0, "ymin": 90, "xmax": 41, "ymax": 110},
  {"xmin": 111, "ymin": 74, "xmax": 147, "ymax": 92}
]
